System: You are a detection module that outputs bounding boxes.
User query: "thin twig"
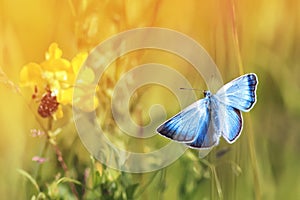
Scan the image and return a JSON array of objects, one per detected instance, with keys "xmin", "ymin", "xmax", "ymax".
[{"xmin": 51, "ymin": 142, "xmax": 79, "ymax": 199}]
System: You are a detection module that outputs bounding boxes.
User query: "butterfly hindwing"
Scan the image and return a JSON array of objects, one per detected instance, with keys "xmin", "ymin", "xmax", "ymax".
[
  {"xmin": 216, "ymin": 103, "xmax": 243, "ymax": 143},
  {"xmin": 216, "ymin": 73, "xmax": 258, "ymax": 112},
  {"xmin": 157, "ymin": 98, "xmax": 210, "ymax": 143},
  {"xmin": 187, "ymin": 120, "xmax": 218, "ymax": 149}
]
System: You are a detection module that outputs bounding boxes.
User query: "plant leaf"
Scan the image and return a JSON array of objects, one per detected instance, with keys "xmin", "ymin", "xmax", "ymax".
[
  {"xmin": 56, "ymin": 177, "xmax": 82, "ymax": 186},
  {"xmin": 17, "ymin": 169, "xmax": 40, "ymax": 192}
]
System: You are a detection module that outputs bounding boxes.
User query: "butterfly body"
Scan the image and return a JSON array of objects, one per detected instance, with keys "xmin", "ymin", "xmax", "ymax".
[{"xmin": 157, "ymin": 73, "xmax": 258, "ymax": 149}]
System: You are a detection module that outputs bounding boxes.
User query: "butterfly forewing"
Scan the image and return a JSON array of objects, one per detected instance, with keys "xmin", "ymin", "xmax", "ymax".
[
  {"xmin": 216, "ymin": 73, "xmax": 258, "ymax": 112},
  {"xmin": 157, "ymin": 98, "xmax": 210, "ymax": 143}
]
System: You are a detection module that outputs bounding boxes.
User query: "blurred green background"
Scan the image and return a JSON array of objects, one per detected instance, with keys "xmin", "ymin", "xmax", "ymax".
[{"xmin": 0, "ymin": 0, "xmax": 299, "ymax": 199}]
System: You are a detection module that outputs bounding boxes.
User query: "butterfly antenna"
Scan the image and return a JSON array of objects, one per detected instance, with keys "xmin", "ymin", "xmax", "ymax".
[{"xmin": 179, "ymin": 87, "xmax": 203, "ymax": 92}]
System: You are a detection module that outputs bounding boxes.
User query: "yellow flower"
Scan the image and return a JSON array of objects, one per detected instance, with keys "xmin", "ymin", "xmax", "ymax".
[{"xmin": 20, "ymin": 43, "xmax": 97, "ymax": 119}]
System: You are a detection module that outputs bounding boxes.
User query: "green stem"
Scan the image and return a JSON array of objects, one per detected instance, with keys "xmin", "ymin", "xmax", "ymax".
[
  {"xmin": 33, "ymin": 140, "xmax": 49, "ymax": 181},
  {"xmin": 200, "ymin": 159, "xmax": 223, "ymax": 200},
  {"xmin": 134, "ymin": 171, "xmax": 160, "ymax": 198},
  {"xmin": 49, "ymin": 128, "xmax": 79, "ymax": 199},
  {"xmin": 228, "ymin": 0, "xmax": 261, "ymax": 199},
  {"xmin": 33, "ymin": 118, "xmax": 52, "ymax": 181},
  {"xmin": 245, "ymin": 115, "xmax": 261, "ymax": 200}
]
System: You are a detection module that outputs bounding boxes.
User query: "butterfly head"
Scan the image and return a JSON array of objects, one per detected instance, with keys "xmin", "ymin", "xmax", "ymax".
[{"xmin": 203, "ymin": 90, "xmax": 211, "ymax": 97}]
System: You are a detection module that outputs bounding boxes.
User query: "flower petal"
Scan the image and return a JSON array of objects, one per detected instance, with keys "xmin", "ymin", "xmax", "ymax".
[
  {"xmin": 52, "ymin": 105, "xmax": 63, "ymax": 120},
  {"xmin": 19, "ymin": 62, "xmax": 44, "ymax": 87},
  {"xmin": 45, "ymin": 43, "xmax": 62, "ymax": 60},
  {"xmin": 72, "ymin": 52, "xmax": 88, "ymax": 74},
  {"xmin": 77, "ymin": 67, "xmax": 95, "ymax": 84},
  {"xmin": 57, "ymin": 88, "xmax": 73, "ymax": 105},
  {"xmin": 41, "ymin": 58, "xmax": 71, "ymax": 71}
]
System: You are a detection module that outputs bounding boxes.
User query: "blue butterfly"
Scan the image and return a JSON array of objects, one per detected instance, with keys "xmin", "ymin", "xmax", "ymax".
[{"xmin": 157, "ymin": 73, "xmax": 258, "ymax": 149}]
